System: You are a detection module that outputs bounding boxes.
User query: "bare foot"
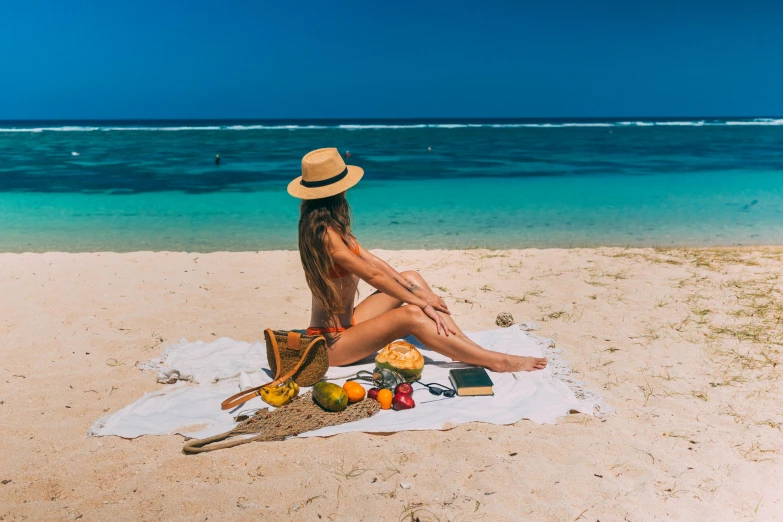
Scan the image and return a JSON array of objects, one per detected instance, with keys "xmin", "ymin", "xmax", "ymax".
[{"xmin": 491, "ymin": 354, "xmax": 547, "ymax": 372}]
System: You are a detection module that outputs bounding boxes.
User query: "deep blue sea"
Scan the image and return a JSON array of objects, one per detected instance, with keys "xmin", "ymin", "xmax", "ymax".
[{"xmin": 1, "ymin": 118, "xmax": 782, "ymax": 252}]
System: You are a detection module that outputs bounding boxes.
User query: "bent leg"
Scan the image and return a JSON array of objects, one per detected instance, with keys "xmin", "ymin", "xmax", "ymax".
[
  {"xmin": 355, "ymin": 270, "xmax": 492, "ymax": 347},
  {"xmin": 329, "ymin": 305, "xmax": 547, "ymax": 372},
  {"xmin": 352, "ymin": 270, "xmax": 544, "ymax": 369},
  {"xmin": 353, "ymin": 291, "xmax": 403, "ymax": 324}
]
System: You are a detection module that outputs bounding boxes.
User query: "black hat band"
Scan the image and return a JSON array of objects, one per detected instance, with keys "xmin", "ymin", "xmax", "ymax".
[{"xmin": 300, "ymin": 167, "xmax": 349, "ymax": 188}]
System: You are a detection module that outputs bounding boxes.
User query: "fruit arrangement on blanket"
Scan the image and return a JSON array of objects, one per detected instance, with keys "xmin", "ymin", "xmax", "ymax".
[
  {"xmin": 312, "ymin": 379, "xmax": 416, "ymax": 412},
  {"xmin": 250, "ymin": 340, "xmax": 424, "ymax": 413},
  {"xmin": 313, "ymin": 340, "xmax": 423, "ymax": 412},
  {"xmin": 369, "ymin": 340, "xmax": 422, "ymax": 410}
]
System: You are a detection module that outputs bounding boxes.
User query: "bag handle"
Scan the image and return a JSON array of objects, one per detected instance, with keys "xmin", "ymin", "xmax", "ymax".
[
  {"xmin": 183, "ymin": 431, "xmax": 256, "ymax": 454},
  {"xmin": 182, "ymin": 426, "xmax": 287, "ymax": 454},
  {"xmin": 268, "ymin": 329, "xmax": 282, "ymax": 378},
  {"xmin": 220, "ymin": 334, "xmax": 326, "ymax": 410}
]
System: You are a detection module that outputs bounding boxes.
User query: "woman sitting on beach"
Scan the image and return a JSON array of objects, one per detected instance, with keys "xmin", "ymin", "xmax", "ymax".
[{"xmin": 288, "ymin": 148, "xmax": 547, "ymax": 373}]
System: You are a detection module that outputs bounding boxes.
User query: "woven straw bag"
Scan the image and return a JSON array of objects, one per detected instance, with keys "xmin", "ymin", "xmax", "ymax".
[{"xmin": 221, "ymin": 329, "xmax": 329, "ymax": 410}]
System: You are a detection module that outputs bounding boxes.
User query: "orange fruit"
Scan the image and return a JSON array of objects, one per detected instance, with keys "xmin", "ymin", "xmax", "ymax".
[
  {"xmin": 377, "ymin": 388, "xmax": 393, "ymax": 410},
  {"xmin": 342, "ymin": 382, "xmax": 366, "ymax": 403}
]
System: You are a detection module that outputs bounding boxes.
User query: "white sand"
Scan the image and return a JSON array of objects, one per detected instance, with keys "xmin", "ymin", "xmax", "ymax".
[{"xmin": 1, "ymin": 248, "xmax": 781, "ymax": 520}]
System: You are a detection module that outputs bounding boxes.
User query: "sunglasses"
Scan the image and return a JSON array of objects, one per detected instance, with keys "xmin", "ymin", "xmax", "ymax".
[{"xmin": 415, "ymin": 381, "xmax": 457, "ymax": 398}]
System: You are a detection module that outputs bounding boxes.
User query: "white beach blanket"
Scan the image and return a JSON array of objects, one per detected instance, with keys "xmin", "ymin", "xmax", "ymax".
[{"xmin": 89, "ymin": 325, "xmax": 607, "ymax": 440}]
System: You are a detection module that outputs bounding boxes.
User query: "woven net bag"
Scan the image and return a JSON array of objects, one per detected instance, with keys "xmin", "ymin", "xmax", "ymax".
[{"xmin": 184, "ymin": 392, "xmax": 380, "ymax": 453}]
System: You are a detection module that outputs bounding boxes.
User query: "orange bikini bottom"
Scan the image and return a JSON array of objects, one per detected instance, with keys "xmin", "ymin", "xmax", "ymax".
[{"xmin": 306, "ymin": 317, "xmax": 356, "ymax": 337}]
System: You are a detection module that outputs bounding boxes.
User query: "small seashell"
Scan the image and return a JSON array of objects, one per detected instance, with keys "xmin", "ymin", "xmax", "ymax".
[{"xmin": 495, "ymin": 312, "xmax": 514, "ymax": 328}]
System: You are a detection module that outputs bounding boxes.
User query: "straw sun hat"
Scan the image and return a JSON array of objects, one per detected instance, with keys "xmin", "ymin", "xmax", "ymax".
[{"xmin": 287, "ymin": 148, "xmax": 364, "ymax": 200}]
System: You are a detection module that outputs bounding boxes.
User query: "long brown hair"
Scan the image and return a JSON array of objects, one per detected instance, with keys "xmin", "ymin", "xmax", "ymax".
[{"xmin": 298, "ymin": 192, "xmax": 354, "ymax": 317}]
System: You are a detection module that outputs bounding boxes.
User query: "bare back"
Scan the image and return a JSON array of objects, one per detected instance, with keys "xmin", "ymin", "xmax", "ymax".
[
  {"xmin": 307, "ymin": 227, "xmax": 361, "ymax": 329},
  {"xmin": 308, "ymin": 272, "xmax": 358, "ymax": 329}
]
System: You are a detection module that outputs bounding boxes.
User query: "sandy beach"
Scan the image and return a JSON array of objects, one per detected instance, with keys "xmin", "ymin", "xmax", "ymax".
[{"xmin": 1, "ymin": 248, "xmax": 782, "ymax": 520}]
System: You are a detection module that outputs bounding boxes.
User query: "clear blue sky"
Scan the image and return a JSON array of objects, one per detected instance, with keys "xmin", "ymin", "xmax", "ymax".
[{"xmin": 2, "ymin": 0, "xmax": 782, "ymax": 119}]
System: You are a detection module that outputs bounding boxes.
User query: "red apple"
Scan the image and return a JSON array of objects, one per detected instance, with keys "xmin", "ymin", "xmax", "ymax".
[
  {"xmin": 394, "ymin": 383, "xmax": 414, "ymax": 396},
  {"xmin": 392, "ymin": 392, "xmax": 415, "ymax": 410},
  {"xmin": 367, "ymin": 387, "xmax": 380, "ymax": 401}
]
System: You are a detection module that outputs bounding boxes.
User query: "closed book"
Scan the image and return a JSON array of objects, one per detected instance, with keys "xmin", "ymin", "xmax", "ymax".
[{"xmin": 448, "ymin": 367, "xmax": 494, "ymax": 396}]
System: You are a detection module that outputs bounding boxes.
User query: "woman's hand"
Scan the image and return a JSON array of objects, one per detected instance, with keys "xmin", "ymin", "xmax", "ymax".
[
  {"xmin": 426, "ymin": 294, "xmax": 450, "ymax": 314},
  {"xmin": 422, "ymin": 304, "xmax": 456, "ymax": 336}
]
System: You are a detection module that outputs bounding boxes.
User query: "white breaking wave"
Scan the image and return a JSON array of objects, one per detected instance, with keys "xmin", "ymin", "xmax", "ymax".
[
  {"xmin": 0, "ymin": 126, "xmax": 100, "ymax": 132},
  {"xmin": 225, "ymin": 124, "xmax": 330, "ymax": 130},
  {"xmin": 337, "ymin": 124, "xmax": 428, "ymax": 130},
  {"xmin": 101, "ymin": 126, "xmax": 223, "ymax": 131},
  {"xmin": 561, "ymin": 123, "xmax": 615, "ymax": 127},
  {"xmin": 725, "ymin": 119, "xmax": 783, "ymax": 126},
  {"xmin": 652, "ymin": 121, "xmax": 706, "ymax": 126},
  {"xmin": 52, "ymin": 126, "xmax": 101, "ymax": 131},
  {"xmin": 1, "ymin": 119, "xmax": 782, "ymax": 132},
  {"xmin": 0, "ymin": 126, "xmax": 222, "ymax": 132}
]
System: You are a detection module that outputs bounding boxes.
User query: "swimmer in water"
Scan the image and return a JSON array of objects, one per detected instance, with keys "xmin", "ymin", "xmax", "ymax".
[{"xmin": 216, "ymin": 154, "xmax": 221, "ymax": 165}]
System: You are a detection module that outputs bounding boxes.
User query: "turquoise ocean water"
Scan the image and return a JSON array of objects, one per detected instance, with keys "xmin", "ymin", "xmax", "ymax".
[{"xmin": 1, "ymin": 118, "xmax": 782, "ymax": 252}]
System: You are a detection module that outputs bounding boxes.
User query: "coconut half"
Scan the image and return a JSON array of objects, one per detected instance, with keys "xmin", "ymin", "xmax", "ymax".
[{"xmin": 375, "ymin": 340, "xmax": 425, "ymax": 382}]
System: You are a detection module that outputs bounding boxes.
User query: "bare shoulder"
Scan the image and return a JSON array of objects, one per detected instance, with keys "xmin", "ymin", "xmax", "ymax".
[
  {"xmin": 325, "ymin": 227, "xmax": 349, "ymax": 252},
  {"xmin": 324, "ymin": 226, "xmax": 342, "ymax": 243}
]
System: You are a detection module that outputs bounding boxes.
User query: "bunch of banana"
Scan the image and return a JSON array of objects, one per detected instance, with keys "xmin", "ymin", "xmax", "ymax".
[{"xmin": 258, "ymin": 379, "xmax": 299, "ymax": 407}]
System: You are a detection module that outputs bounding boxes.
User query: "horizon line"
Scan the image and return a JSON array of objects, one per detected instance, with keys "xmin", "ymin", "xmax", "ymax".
[{"xmin": 1, "ymin": 115, "xmax": 781, "ymax": 123}]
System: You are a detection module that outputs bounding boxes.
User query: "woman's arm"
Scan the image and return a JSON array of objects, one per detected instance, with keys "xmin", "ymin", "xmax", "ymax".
[
  {"xmin": 327, "ymin": 230, "xmax": 453, "ymax": 334},
  {"xmin": 357, "ymin": 245, "xmax": 449, "ymax": 311},
  {"xmin": 329, "ymin": 231, "xmax": 427, "ymax": 307}
]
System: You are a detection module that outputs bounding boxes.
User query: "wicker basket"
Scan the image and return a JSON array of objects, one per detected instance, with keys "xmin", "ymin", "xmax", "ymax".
[{"xmin": 265, "ymin": 329, "xmax": 329, "ymax": 387}]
